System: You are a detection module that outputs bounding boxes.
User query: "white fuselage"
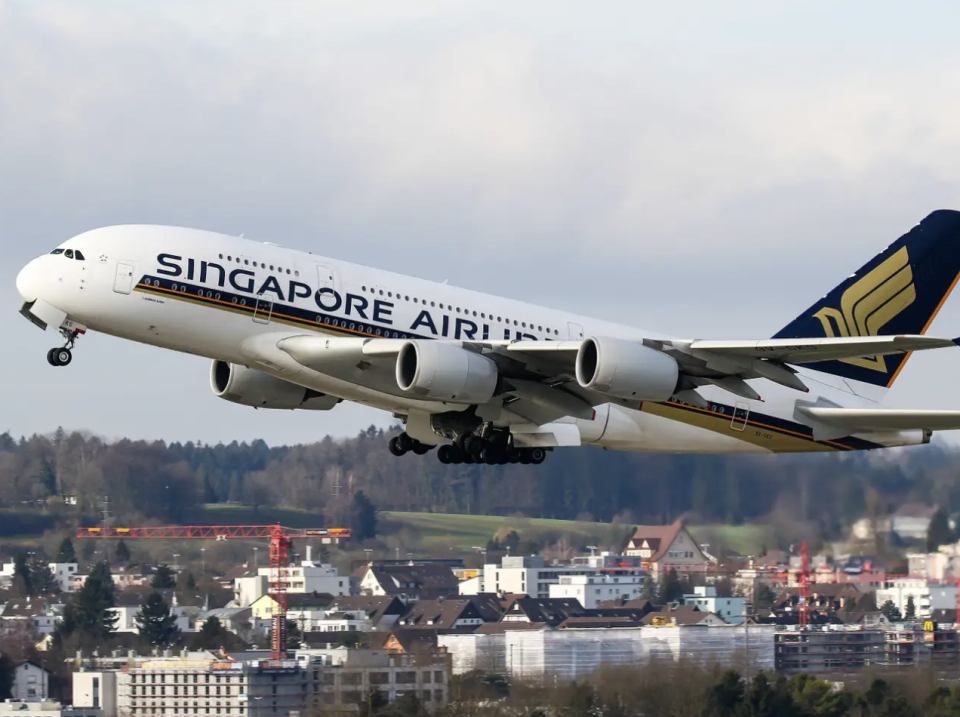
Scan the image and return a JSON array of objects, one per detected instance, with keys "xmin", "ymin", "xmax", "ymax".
[{"xmin": 15, "ymin": 225, "xmax": 926, "ymax": 454}]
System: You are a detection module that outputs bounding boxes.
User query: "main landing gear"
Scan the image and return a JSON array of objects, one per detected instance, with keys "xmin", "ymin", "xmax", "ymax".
[
  {"xmin": 47, "ymin": 328, "xmax": 80, "ymax": 367},
  {"xmin": 387, "ymin": 430, "xmax": 547, "ymax": 466}
]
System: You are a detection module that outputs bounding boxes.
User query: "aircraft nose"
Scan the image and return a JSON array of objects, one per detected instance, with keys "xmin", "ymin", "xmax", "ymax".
[{"xmin": 16, "ymin": 258, "xmax": 44, "ymax": 302}]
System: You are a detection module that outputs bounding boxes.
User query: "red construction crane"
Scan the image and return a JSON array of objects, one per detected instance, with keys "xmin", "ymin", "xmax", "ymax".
[{"xmin": 77, "ymin": 525, "xmax": 351, "ymax": 659}]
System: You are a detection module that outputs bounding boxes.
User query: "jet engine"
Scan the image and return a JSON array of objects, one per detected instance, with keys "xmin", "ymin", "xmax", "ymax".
[
  {"xmin": 575, "ymin": 336, "xmax": 680, "ymax": 401},
  {"xmin": 396, "ymin": 341, "xmax": 498, "ymax": 403},
  {"xmin": 210, "ymin": 360, "xmax": 340, "ymax": 410}
]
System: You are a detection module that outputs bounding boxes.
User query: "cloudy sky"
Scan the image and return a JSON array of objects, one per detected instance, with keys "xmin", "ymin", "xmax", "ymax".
[{"xmin": 3, "ymin": 1, "xmax": 960, "ymax": 446}]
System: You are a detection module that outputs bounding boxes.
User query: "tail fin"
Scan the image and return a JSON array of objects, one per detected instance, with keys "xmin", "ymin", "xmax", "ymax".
[{"xmin": 774, "ymin": 209, "xmax": 960, "ymax": 388}]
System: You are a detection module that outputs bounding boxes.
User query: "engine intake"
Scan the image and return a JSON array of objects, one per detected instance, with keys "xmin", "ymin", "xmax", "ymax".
[
  {"xmin": 396, "ymin": 341, "xmax": 498, "ymax": 403},
  {"xmin": 575, "ymin": 336, "xmax": 679, "ymax": 401},
  {"xmin": 210, "ymin": 361, "xmax": 340, "ymax": 410}
]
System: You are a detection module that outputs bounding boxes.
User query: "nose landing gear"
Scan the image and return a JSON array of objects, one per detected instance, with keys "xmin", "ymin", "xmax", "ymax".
[{"xmin": 47, "ymin": 327, "xmax": 80, "ymax": 367}]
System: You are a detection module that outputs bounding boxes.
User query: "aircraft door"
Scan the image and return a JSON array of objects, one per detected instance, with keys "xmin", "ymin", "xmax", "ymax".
[
  {"xmin": 316, "ymin": 265, "xmax": 336, "ymax": 292},
  {"xmin": 568, "ymin": 322, "xmax": 584, "ymax": 339},
  {"xmin": 114, "ymin": 263, "xmax": 135, "ymax": 294},
  {"xmin": 253, "ymin": 295, "xmax": 273, "ymax": 324},
  {"xmin": 731, "ymin": 402, "xmax": 750, "ymax": 431}
]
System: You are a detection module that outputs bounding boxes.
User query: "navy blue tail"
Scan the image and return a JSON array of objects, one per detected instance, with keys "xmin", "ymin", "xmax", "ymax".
[{"xmin": 774, "ymin": 210, "xmax": 960, "ymax": 388}]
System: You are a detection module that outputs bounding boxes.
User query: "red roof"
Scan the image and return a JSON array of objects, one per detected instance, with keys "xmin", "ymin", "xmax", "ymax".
[{"xmin": 627, "ymin": 521, "xmax": 685, "ymax": 562}]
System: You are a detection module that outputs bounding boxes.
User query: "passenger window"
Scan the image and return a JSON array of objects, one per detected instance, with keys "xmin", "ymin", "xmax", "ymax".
[
  {"xmin": 74, "ymin": 251, "xmax": 85, "ymax": 261},
  {"xmin": 64, "ymin": 249, "xmax": 74, "ymax": 259}
]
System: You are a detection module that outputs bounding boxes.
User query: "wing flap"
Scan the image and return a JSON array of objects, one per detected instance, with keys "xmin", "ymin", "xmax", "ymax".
[{"xmin": 798, "ymin": 406, "xmax": 960, "ymax": 431}]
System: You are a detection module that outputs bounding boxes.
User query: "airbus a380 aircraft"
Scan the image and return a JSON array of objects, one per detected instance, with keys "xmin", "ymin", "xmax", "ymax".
[{"xmin": 15, "ymin": 210, "xmax": 960, "ymax": 465}]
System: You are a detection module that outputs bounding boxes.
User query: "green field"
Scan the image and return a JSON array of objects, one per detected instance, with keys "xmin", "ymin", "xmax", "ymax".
[{"xmin": 184, "ymin": 505, "xmax": 770, "ymax": 556}]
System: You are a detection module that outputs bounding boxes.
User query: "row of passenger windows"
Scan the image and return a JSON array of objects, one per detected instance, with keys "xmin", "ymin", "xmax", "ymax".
[
  {"xmin": 359, "ymin": 284, "xmax": 560, "ymax": 336},
  {"xmin": 217, "ymin": 252, "xmax": 299, "ymax": 276},
  {"xmin": 50, "ymin": 248, "xmax": 85, "ymax": 260}
]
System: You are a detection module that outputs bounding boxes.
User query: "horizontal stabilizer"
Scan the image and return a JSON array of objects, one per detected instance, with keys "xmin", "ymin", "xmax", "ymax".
[{"xmin": 798, "ymin": 406, "xmax": 960, "ymax": 432}]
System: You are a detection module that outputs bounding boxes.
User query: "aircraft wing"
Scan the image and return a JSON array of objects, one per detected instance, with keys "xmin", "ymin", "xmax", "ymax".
[
  {"xmin": 685, "ymin": 335, "xmax": 957, "ymax": 363},
  {"xmin": 797, "ymin": 406, "xmax": 960, "ymax": 432}
]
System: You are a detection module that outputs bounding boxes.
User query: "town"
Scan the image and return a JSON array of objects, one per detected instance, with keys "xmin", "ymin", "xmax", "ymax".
[{"xmin": 2, "ymin": 507, "xmax": 960, "ymax": 716}]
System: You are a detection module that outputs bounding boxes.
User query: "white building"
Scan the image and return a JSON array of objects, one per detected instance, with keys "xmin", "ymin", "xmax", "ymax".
[
  {"xmin": 477, "ymin": 556, "xmax": 598, "ymax": 598},
  {"xmin": 891, "ymin": 505, "xmax": 940, "ymax": 541},
  {"xmin": 235, "ymin": 551, "xmax": 348, "ymax": 607},
  {"xmin": 624, "ymin": 521, "xmax": 712, "ymax": 578},
  {"xmin": 875, "ymin": 578, "xmax": 957, "ymax": 619},
  {"xmin": 548, "ymin": 574, "xmax": 644, "ymax": 609},
  {"xmin": 109, "ymin": 596, "xmax": 192, "ymax": 634},
  {"xmin": 0, "ymin": 700, "xmax": 69, "ymax": 716},
  {"xmin": 683, "ymin": 586, "xmax": 747, "ymax": 625},
  {"xmin": 12, "ymin": 662, "xmax": 52, "ymax": 701},
  {"xmin": 0, "ymin": 562, "xmax": 78, "ymax": 593},
  {"xmin": 73, "ymin": 671, "xmax": 118, "ymax": 717}
]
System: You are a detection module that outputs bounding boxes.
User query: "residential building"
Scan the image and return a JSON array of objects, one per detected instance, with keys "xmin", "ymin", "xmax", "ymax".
[
  {"xmin": 395, "ymin": 599, "xmax": 484, "ymax": 631},
  {"xmin": 683, "ymin": 586, "xmax": 747, "ymax": 625},
  {"xmin": 12, "ymin": 662, "xmax": 52, "ymax": 701},
  {"xmin": 324, "ymin": 596, "xmax": 407, "ymax": 631},
  {"xmin": 876, "ymin": 578, "xmax": 957, "ymax": 619},
  {"xmin": 548, "ymin": 573, "xmax": 645, "ymax": 609},
  {"xmin": 357, "ymin": 564, "xmax": 459, "ymax": 602},
  {"xmin": 776, "ymin": 627, "xmax": 885, "ymax": 673},
  {"xmin": 251, "ymin": 592, "xmax": 334, "ymax": 621},
  {"xmin": 891, "ymin": 504, "xmax": 940, "ymax": 541},
  {"xmin": 233, "ymin": 553, "xmax": 348, "ymax": 608},
  {"xmin": 642, "ymin": 606, "xmax": 726, "ymax": 626},
  {"xmin": 500, "ymin": 597, "xmax": 585, "ymax": 626},
  {"xmin": 623, "ymin": 521, "xmax": 711, "ymax": 577},
  {"xmin": 0, "ymin": 599, "xmax": 63, "ymax": 636},
  {"xmin": 109, "ymin": 593, "xmax": 192, "ymax": 634},
  {"xmin": 0, "ymin": 562, "xmax": 78, "ymax": 594},
  {"xmin": 73, "ymin": 671, "xmax": 117, "ymax": 717},
  {"xmin": 476, "ymin": 556, "xmax": 596, "ymax": 598}
]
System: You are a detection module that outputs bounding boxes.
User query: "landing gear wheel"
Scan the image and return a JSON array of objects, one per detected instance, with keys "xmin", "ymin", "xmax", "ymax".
[
  {"xmin": 530, "ymin": 447, "xmax": 546, "ymax": 465},
  {"xmin": 462, "ymin": 435, "xmax": 484, "ymax": 460},
  {"xmin": 47, "ymin": 349, "xmax": 59, "ymax": 366},
  {"xmin": 48, "ymin": 348, "xmax": 72, "ymax": 366},
  {"xmin": 519, "ymin": 450, "xmax": 532, "ymax": 465},
  {"xmin": 507, "ymin": 449, "xmax": 522, "ymax": 464},
  {"xmin": 388, "ymin": 436, "xmax": 407, "ymax": 457},
  {"xmin": 412, "ymin": 443, "xmax": 431, "ymax": 456},
  {"xmin": 437, "ymin": 445, "xmax": 454, "ymax": 464}
]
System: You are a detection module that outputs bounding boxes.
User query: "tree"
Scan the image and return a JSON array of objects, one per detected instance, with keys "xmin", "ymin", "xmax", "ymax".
[
  {"xmin": 904, "ymin": 595, "xmax": 916, "ymax": 621},
  {"xmin": 194, "ymin": 616, "xmax": 225, "ymax": 650},
  {"xmin": 285, "ymin": 619, "xmax": 301, "ymax": 650},
  {"xmin": 57, "ymin": 537, "xmax": 76, "ymax": 564},
  {"xmin": 880, "ymin": 599, "xmax": 903, "ymax": 622},
  {"xmin": 657, "ymin": 568, "xmax": 684, "ymax": 604},
  {"xmin": 54, "ymin": 561, "xmax": 118, "ymax": 646},
  {"xmin": 29, "ymin": 558, "xmax": 60, "ymax": 596},
  {"xmin": 115, "ymin": 539, "xmax": 131, "ymax": 564},
  {"xmin": 351, "ymin": 491, "xmax": 378, "ymax": 541},
  {"xmin": 135, "ymin": 591, "xmax": 181, "ymax": 647},
  {"xmin": 705, "ymin": 670, "xmax": 744, "ymax": 717},
  {"xmin": 754, "ymin": 584, "xmax": 778, "ymax": 611},
  {"xmin": 152, "ymin": 565, "xmax": 176, "ymax": 589},
  {"xmin": 185, "ymin": 572, "xmax": 197, "ymax": 591},
  {"xmin": 11, "ymin": 554, "xmax": 30, "ymax": 597},
  {"xmin": 0, "ymin": 654, "xmax": 13, "ymax": 701},
  {"xmin": 640, "ymin": 573, "xmax": 656, "ymax": 602},
  {"xmin": 927, "ymin": 508, "xmax": 955, "ymax": 551}
]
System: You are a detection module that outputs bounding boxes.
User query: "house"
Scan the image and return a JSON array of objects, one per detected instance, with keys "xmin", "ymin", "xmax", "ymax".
[
  {"xmin": 252, "ymin": 591, "xmax": 335, "ymax": 622},
  {"xmin": 381, "ymin": 629, "xmax": 442, "ymax": 654},
  {"xmin": 0, "ymin": 599, "xmax": 64, "ymax": 636},
  {"xmin": 500, "ymin": 597, "xmax": 585, "ymax": 627},
  {"xmin": 12, "ymin": 661, "xmax": 53, "ymax": 701},
  {"xmin": 891, "ymin": 504, "xmax": 940, "ymax": 541},
  {"xmin": 683, "ymin": 586, "xmax": 747, "ymax": 625},
  {"xmin": 623, "ymin": 521, "xmax": 711, "ymax": 577},
  {"xmin": 323, "ymin": 596, "xmax": 407, "ymax": 631},
  {"xmin": 357, "ymin": 563, "xmax": 459, "ymax": 602},
  {"xmin": 473, "ymin": 556, "xmax": 599, "ymax": 598},
  {"xmin": 548, "ymin": 573, "xmax": 645, "ymax": 608},
  {"xmin": 194, "ymin": 607, "xmax": 253, "ymax": 635},
  {"xmin": 395, "ymin": 599, "xmax": 485, "ymax": 631},
  {"xmin": 109, "ymin": 591, "xmax": 192, "ymax": 634}
]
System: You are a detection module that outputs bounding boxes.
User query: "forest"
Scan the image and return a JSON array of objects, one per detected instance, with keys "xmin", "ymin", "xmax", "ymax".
[{"xmin": 1, "ymin": 427, "xmax": 959, "ymax": 545}]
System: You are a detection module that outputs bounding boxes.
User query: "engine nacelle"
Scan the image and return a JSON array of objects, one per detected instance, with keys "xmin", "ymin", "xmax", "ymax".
[
  {"xmin": 396, "ymin": 341, "xmax": 498, "ymax": 403},
  {"xmin": 210, "ymin": 361, "xmax": 340, "ymax": 410},
  {"xmin": 575, "ymin": 336, "xmax": 679, "ymax": 401}
]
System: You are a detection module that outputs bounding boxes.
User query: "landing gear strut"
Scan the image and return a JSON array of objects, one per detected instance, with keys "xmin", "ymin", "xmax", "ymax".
[{"xmin": 47, "ymin": 328, "xmax": 80, "ymax": 367}]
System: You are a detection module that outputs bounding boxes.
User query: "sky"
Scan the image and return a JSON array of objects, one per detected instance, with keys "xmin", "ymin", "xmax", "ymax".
[{"xmin": 3, "ymin": 1, "xmax": 960, "ymax": 446}]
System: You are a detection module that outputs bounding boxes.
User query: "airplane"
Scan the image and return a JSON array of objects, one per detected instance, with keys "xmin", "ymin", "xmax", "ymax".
[{"xmin": 14, "ymin": 210, "xmax": 960, "ymax": 466}]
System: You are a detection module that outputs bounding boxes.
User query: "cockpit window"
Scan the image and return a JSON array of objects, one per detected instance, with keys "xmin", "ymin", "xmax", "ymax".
[
  {"xmin": 50, "ymin": 248, "xmax": 64, "ymax": 255},
  {"xmin": 64, "ymin": 249, "xmax": 74, "ymax": 259},
  {"xmin": 74, "ymin": 250, "xmax": 85, "ymax": 261}
]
